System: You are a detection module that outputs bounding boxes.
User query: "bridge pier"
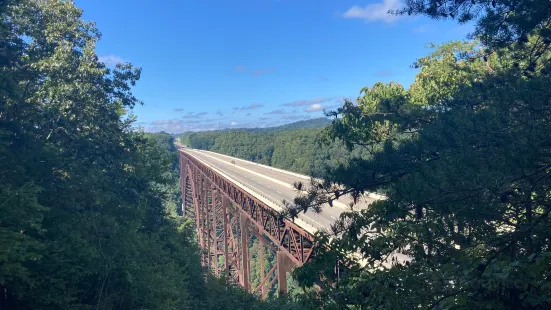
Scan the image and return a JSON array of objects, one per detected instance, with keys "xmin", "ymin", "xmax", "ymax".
[
  {"xmin": 277, "ymin": 251, "xmax": 294, "ymax": 296},
  {"xmin": 222, "ymin": 195, "xmax": 230, "ymax": 278},
  {"xmin": 259, "ymin": 239, "xmax": 266, "ymax": 298},
  {"xmin": 212, "ymin": 190, "xmax": 219, "ymax": 277},
  {"xmin": 240, "ymin": 213, "xmax": 250, "ymax": 291}
]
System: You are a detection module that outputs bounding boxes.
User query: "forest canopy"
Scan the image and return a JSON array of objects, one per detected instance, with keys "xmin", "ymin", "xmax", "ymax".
[{"xmin": 178, "ymin": 118, "xmax": 366, "ymax": 178}]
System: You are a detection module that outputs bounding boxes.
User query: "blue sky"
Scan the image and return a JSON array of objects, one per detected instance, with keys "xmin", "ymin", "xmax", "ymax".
[{"xmin": 77, "ymin": 0, "xmax": 472, "ymax": 133}]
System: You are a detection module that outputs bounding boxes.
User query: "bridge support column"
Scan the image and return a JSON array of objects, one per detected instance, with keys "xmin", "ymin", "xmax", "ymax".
[
  {"xmin": 193, "ymin": 174, "xmax": 203, "ymax": 258},
  {"xmin": 240, "ymin": 213, "xmax": 250, "ymax": 292},
  {"xmin": 222, "ymin": 195, "xmax": 230, "ymax": 278},
  {"xmin": 277, "ymin": 251, "xmax": 294, "ymax": 296},
  {"xmin": 201, "ymin": 179, "xmax": 210, "ymax": 266},
  {"xmin": 259, "ymin": 239, "xmax": 266, "ymax": 298},
  {"xmin": 212, "ymin": 191, "xmax": 219, "ymax": 276},
  {"xmin": 205, "ymin": 182, "xmax": 212, "ymax": 268}
]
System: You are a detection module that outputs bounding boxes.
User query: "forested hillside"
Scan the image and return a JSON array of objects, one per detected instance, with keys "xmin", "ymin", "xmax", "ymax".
[
  {"xmin": 178, "ymin": 118, "xmax": 364, "ymax": 177},
  {"xmin": 0, "ymin": 1, "xmax": 297, "ymax": 309},
  {"xmin": 254, "ymin": 118, "xmax": 331, "ymax": 132}
]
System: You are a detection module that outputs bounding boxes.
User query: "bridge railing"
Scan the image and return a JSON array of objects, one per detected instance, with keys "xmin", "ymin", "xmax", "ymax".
[{"xmin": 183, "ymin": 149, "xmax": 321, "ymax": 234}]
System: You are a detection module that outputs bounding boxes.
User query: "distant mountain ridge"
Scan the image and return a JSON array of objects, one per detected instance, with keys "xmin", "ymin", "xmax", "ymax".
[
  {"xmin": 248, "ymin": 117, "xmax": 332, "ymax": 132},
  {"xmin": 176, "ymin": 117, "xmax": 331, "ymax": 138},
  {"xmin": 175, "ymin": 118, "xmax": 333, "ymax": 154},
  {"xmin": 176, "ymin": 116, "xmax": 356, "ymax": 177}
]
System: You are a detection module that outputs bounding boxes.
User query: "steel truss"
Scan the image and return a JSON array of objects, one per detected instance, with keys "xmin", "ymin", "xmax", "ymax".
[{"xmin": 179, "ymin": 150, "xmax": 316, "ymax": 296}]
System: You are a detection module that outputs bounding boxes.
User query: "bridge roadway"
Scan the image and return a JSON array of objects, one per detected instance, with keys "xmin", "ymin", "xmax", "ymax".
[{"xmin": 184, "ymin": 148, "xmax": 376, "ymax": 230}]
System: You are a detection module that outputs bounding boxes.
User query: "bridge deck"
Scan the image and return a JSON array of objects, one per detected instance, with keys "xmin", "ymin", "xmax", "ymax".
[{"xmin": 184, "ymin": 148, "xmax": 376, "ymax": 230}]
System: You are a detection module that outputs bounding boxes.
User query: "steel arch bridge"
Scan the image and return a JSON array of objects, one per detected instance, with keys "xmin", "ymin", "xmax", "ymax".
[{"xmin": 178, "ymin": 149, "xmax": 317, "ymax": 297}]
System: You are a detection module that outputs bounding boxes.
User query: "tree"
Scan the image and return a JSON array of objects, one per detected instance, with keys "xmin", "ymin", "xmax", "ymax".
[
  {"xmin": 180, "ymin": 120, "xmax": 366, "ymax": 178},
  {"xmin": 399, "ymin": 0, "xmax": 551, "ymax": 53},
  {"xmin": 0, "ymin": 1, "xmax": 302, "ymax": 309},
  {"xmin": 290, "ymin": 4, "xmax": 551, "ymax": 308}
]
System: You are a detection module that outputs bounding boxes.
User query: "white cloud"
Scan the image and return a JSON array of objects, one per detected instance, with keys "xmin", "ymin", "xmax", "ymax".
[
  {"xmin": 265, "ymin": 109, "xmax": 287, "ymax": 115},
  {"xmin": 304, "ymin": 102, "xmax": 343, "ymax": 112},
  {"xmin": 305, "ymin": 103, "xmax": 325, "ymax": 112},
  {"xmin": 342, "ymin": 0, "xmax": 402, "ymax": 23},
  {"xmin": 233, "ymin": 104, "xmax": 264, "ymax": 111},
  {"xmin": 283, "ymin": 97, "xmax": 335, "ymax": 107},
  {"xmin": 141, "ymin": 117, "xmax": 244, "ymax": 133},
  {"xmin": 143, "ymin": 122, "xmax": 217, "ymax": 133},
  {"xmin": 98, "ymin": 55, "xmax": 125, "ymax": 67},
  {"xmin": 182, "ymin": 111, "xmax": 208, "ymax": 119},
  {"xmin": 150, "ymin": 119, "xmax": 184, "ymax": 125}
]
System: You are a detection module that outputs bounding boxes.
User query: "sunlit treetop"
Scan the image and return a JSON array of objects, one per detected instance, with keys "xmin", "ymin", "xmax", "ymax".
[{"xmin": 398, "ymin": 0, "xmax": 551, "ymax": 51}]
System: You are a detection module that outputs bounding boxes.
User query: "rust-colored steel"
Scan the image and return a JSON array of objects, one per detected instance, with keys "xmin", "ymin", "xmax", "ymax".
[
  {"xmin": 259, "ymin": 240, "xmax": 266, "ymax": 298},
  {"xmin": 178, "ymin": 149, "xmax": 316, "ymax": 296}
]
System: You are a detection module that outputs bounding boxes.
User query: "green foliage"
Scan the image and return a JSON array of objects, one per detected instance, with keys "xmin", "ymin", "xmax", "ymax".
[
  {"xmin": 399, "ymin": 0, "xmax": 551, "ymax": 52},
  {"xmin": 181, "ymin": 118, "xmax": 369, "ymax": 178},
  {"xmin": 261, "ymin": 118, "xmax": 331, "ymax": 131},
  {"xmin": 290, "ymin": 11, "xmax": 551, "ymax": 310},
  {"xmin": 0, "ymin": 1, "xmax": 301, "ymax": 309}
]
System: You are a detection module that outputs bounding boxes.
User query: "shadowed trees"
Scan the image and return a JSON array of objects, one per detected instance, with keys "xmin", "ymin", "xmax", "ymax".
[
  {"xmin": 0, "ymin": 1, "xmax": 300, "ymax": 309},
  {"xmin": 287, "ymin": 1, "xmax": 551, "ymax": 308}
]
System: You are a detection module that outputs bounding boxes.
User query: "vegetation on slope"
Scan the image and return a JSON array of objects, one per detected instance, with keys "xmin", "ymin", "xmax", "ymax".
[
  {"xmin": 178, "ymin": 118, "xmax": 367, "ymax": 178},
  {"xmin": 255, "ymin": 118, "xmax": 332, "ymax": 132},
  {"xmin": 0, "ymin": 1, "xmax": 298, "ymax": 309}
]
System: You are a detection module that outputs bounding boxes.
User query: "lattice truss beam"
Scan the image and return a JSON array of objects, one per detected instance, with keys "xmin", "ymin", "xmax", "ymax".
[{"xmin": 179, "ymin": 151, "xmax": 316, "ymax": 297}]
